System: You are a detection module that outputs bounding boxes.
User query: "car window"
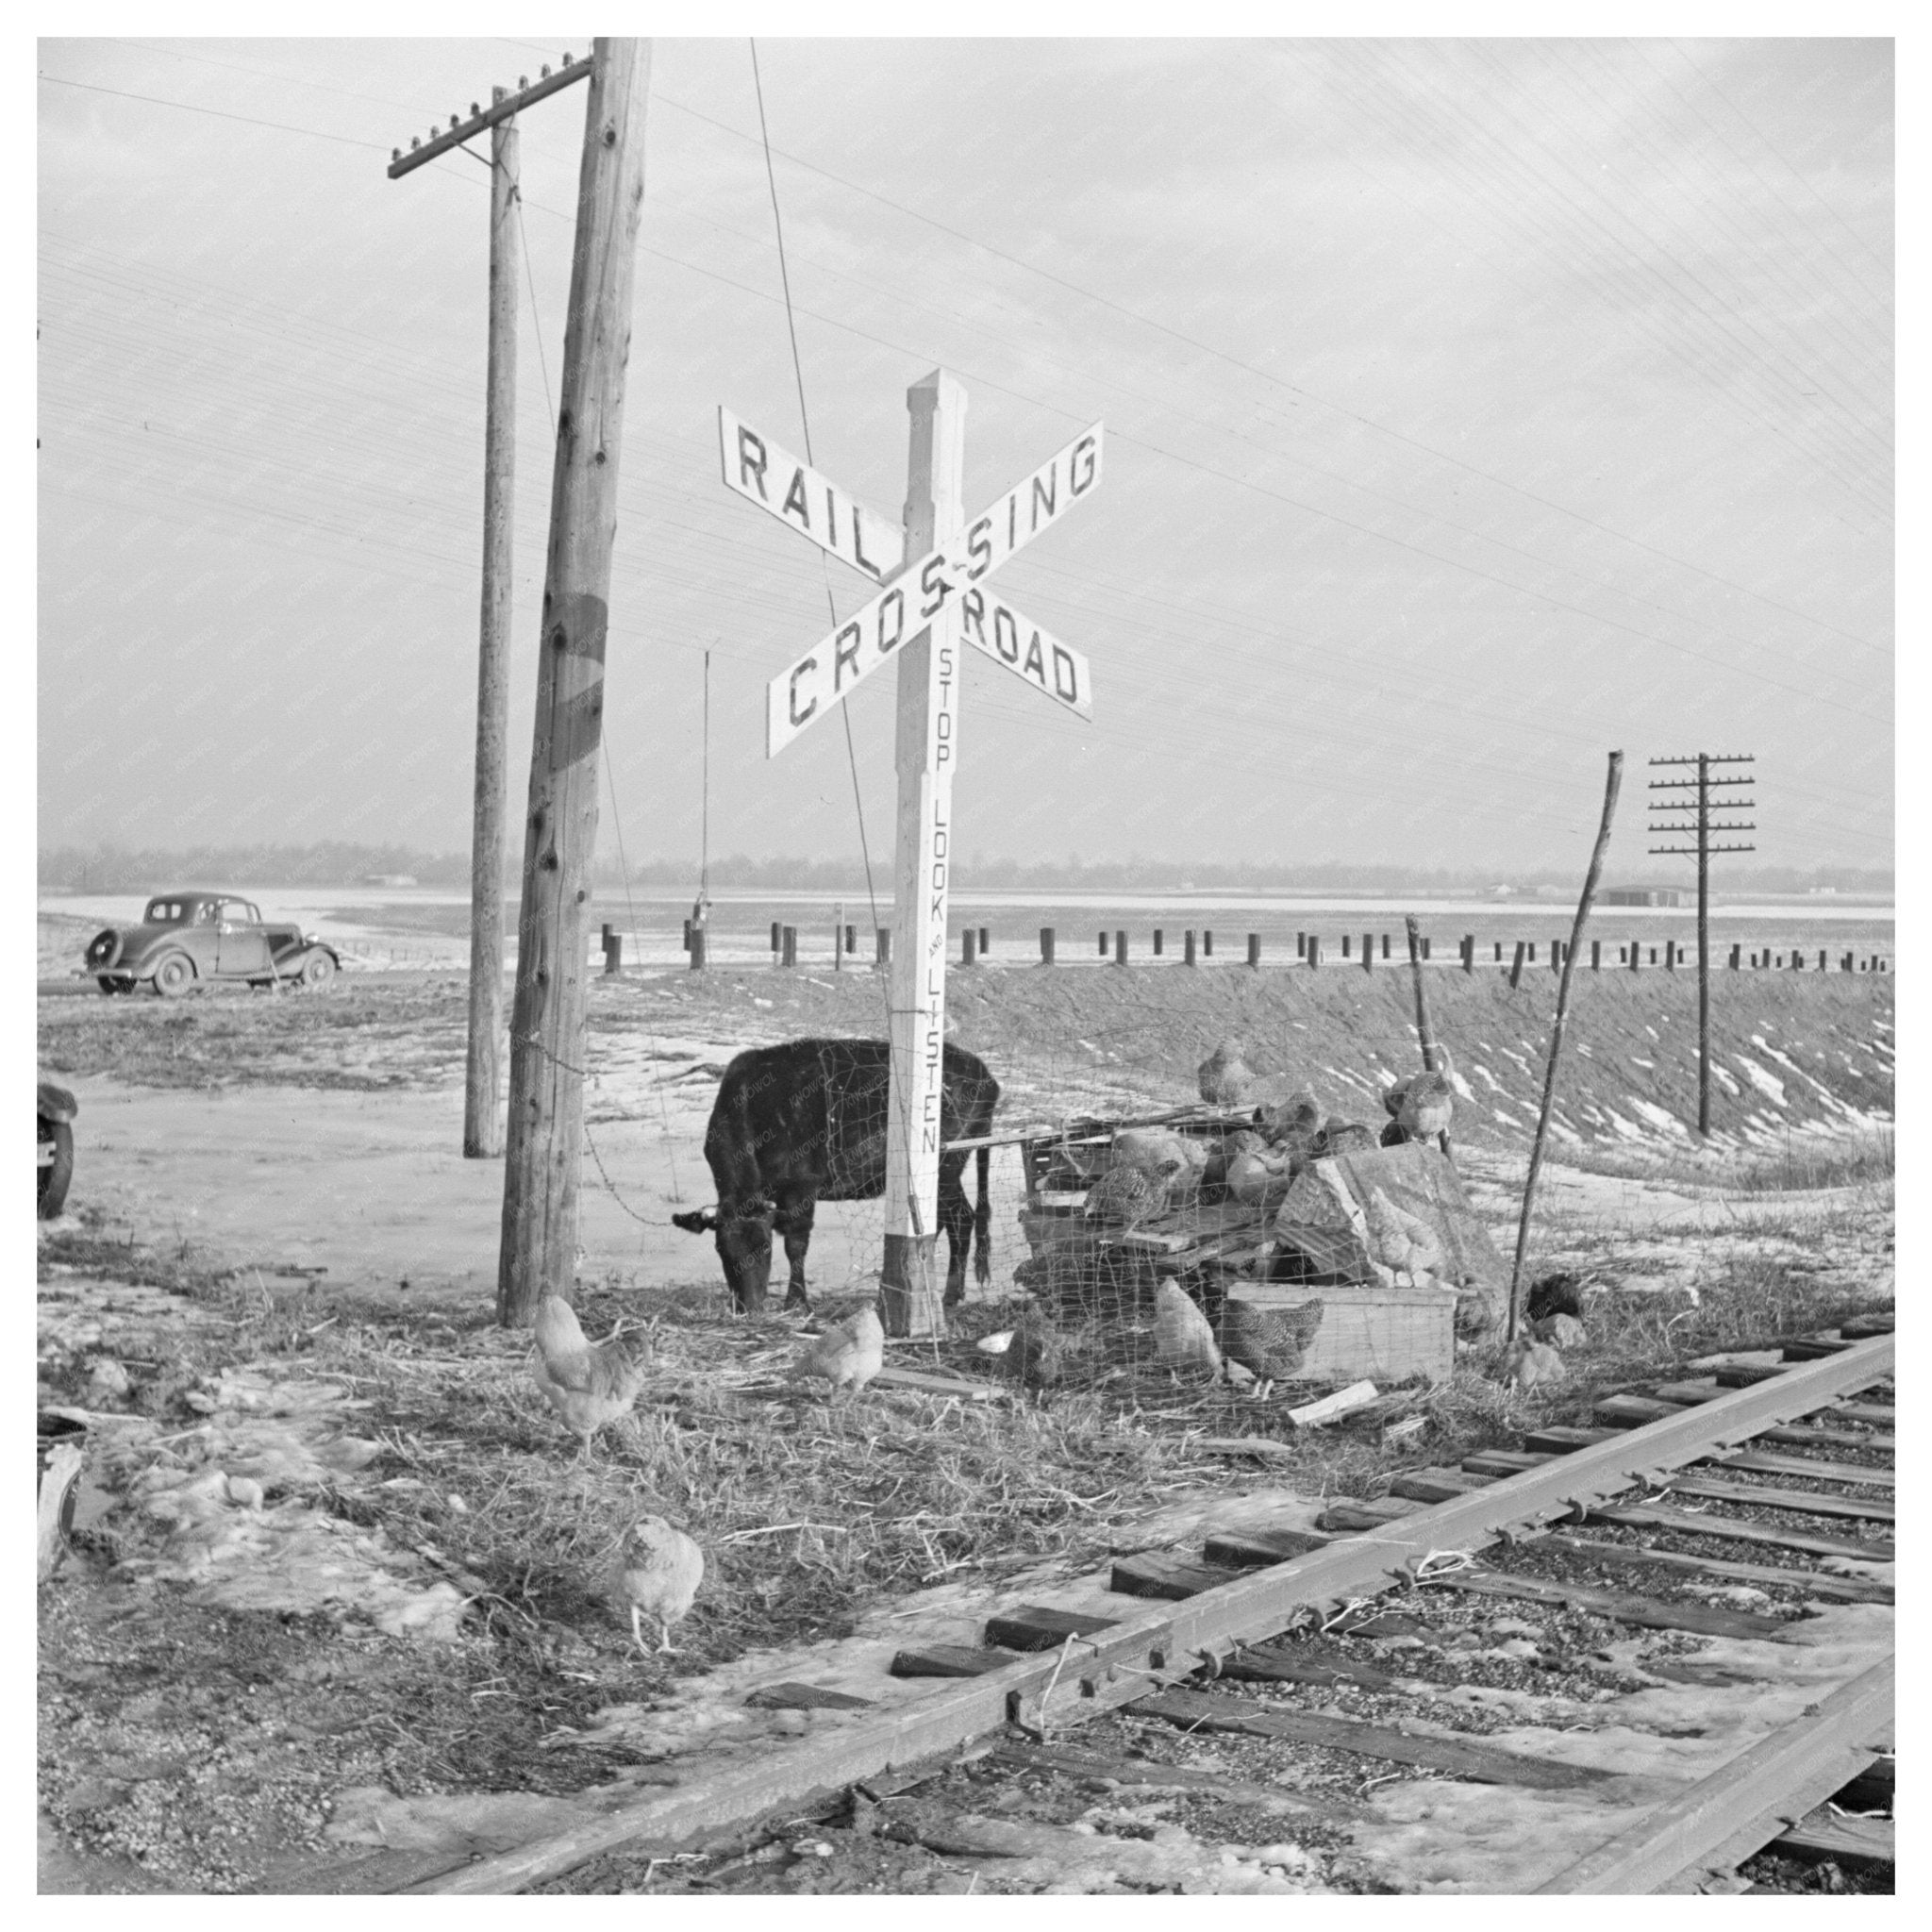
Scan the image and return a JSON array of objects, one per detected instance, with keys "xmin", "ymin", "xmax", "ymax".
[
  {"xmin": 219, "ymin": 900, "xmax": 258, "ymax": 926},
  {"xmin": 144, "ymin": 899, "xmax": 187, "ymax": 924},
  {"xmin": 196, "ymin": 901, "xmax": 223, "ymax": 924}
]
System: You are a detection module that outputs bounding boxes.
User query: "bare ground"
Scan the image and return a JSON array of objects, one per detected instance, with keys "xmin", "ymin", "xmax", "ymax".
[{"xmin": 37, "ymin": 966, "xmax": 1894, "ymax": 1893}]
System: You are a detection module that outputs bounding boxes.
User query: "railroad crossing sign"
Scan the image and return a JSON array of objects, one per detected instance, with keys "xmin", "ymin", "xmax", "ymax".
[
  {"xmin": 720, "ymin": 407, "xmax": 1101, "ymax": 755},
  {"xmin": 718, "ymin": 373, "xmax": 1104, "ymax": 1336}
]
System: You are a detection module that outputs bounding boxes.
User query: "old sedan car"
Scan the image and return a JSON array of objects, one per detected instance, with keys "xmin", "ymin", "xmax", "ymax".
[{"xmin": 84, "ymin": 892, "xmax": 341, "ymax": 996}]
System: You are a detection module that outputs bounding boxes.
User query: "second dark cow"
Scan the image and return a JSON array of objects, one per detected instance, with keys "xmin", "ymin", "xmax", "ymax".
[{"xmin": 672, "ymin": 1037, "xmax": 1000, "ymax": 1313}]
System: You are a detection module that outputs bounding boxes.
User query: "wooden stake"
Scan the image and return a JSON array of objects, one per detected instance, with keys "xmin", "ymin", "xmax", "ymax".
[
  {"xmin": 463, "ymin": 99, "xmax": 519, "ymax": 1160},
  {"xmin": 1404, "ymin": 915, "xmax": 1436, "ymax": 1072},
  {"xmin": 881, "ymin": 369, "xmax": 966, "ymax": 1340},
  {"xmin": 1507, "ymin": 751, "xmax": 1624, "ymax": 1341},
  {"xmin": 497, "ymin": 39, "xmax": 649, "ymax": 1328}
]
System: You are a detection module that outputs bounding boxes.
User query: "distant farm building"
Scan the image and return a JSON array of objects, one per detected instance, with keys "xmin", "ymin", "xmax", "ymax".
[
  {"xmin": 1605, "ymin": 888, "xmax": 1685, "ymax": 908},
  {"xmin": 362, "ymin": 873, "xmax": 418, "ymax": 888}
]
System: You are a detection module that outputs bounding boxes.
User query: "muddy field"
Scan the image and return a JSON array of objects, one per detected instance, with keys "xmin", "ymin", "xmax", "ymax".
[{"xmin": 37, "ymin": 964, "xmax": 1895, "ymax": 1893}]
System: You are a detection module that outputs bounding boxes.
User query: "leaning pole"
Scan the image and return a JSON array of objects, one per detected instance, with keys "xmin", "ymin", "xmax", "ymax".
[{"xmin": 497, "ymin": 39, "xmax": 650, "ymax": 1328}]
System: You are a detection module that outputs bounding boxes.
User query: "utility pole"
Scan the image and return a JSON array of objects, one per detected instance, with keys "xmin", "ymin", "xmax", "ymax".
[
  {"xmin": 496, "ymin": 38, "xmax": 651, "ymax": 1326},
  {"xmin": 1649, "ymin": 753, "xmax": 1756, "ymax": 1137},
  {"xmin": 389, "ymin": 55, "xmax": 592, "ymax": 1159}
]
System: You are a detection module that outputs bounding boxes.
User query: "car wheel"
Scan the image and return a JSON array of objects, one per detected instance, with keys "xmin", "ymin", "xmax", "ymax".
[
  {"xmin": 38, "ymin": 1120, "xmax": 74, "ymax": 1219},
  {"xmin": 299, "ymin": 951, "xmax": 337, "ymax": 991},
  {"xmin": 96, "ymin": 975, "xmax": 124, "ymax": 995},
  {"xmin": 153, "ymin": 954, "xmax": 195, "ymax": 999}
]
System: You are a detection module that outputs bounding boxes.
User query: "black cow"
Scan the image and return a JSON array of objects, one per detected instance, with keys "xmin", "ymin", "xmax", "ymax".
[{"xmin": 672, "ymin": 1038, "xmax": 999, "ymax": 1314}]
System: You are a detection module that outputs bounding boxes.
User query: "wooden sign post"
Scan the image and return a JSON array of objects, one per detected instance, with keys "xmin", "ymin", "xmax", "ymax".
[{"xmin": 719, "ymin": 373, "xmax": 1102, "ymax": 1335}]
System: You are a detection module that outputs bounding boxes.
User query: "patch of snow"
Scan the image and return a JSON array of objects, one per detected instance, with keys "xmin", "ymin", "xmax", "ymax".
[
  {"xmin": 1446, "ymin": 1069, "xmax": 1476, "ymax": 1102},
  {"xmin": 1732, "ymin": 1057, "xmax": 1789, "ymax": 1108},
  {"xmin": 1628, "ymin": 1057, "xmax": 1654, "ymax": 1069},
  {"xmin": 1472, "ymin": 1064, "xmax": 1507, "ymax": 1095},
  {"xmin": 1628, "ymin": 1098, "xmax": 1688, "ymax": 1138},
  {"xmin": 1711, "ymin": 1065, "xmax": 1740, "ymax": 1094}
]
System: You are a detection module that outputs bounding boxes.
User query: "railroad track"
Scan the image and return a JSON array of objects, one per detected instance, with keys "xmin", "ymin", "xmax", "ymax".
[{"xmin": 411, "ymin": 1316, "xmax": 1894, "ymax": 1896}]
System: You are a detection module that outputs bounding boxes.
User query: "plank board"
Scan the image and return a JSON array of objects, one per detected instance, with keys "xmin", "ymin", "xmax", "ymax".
[
  {"xmin": 1541, "ymin": 1532, "xmax": 1894, "ymax": 1604},
  {"xmin": 1837, "ymin": 1312, "xmax": 1895, "ymax": 1340},
  {"xmin": 1391, "ymin": 1467, "xmax": 1491, "ymax": 1504},
  {"xmin": 1770, "ymin": 1811, "xmax": 1895, "ymax": 1866},
  {"xmin": 1432, "ymin": 1568, "xmax": 1789, "ymax": 1641},
  {"xmin": 742, "ymin": 1681, "xmax": 874, "ymax": 1710},
  {"xmin": 1827, "ymin": 1401, "xmax": 1894, "ymax": 1426},
  {"xmin": 1524, "ymin": 1424, "xmax": 1621, "ymax": 1453},
  {"xmin": 871, "ymin": 1366, "xmax": 1002, "ymax": 1401},
  {"xmin": 1714, "ymin": 1363, "xmax": 1788, "ymax": 1389},
  {"xmin": 1582, "ymin": 1501, "xmax": 1892, "ymax": 1562},
  {"xmin": 1215, "ymin": 1647, "xmax": 1403, "ymax": 1693},
  {"xmin": 1202, "ymin": 1525, "xmax": 1334, "ymax": 1567},
  {"xmin": 982, "ymin": 1740, "xmax": 1363, "ymax": 1822},
  {"xmin": 1133, "ymin": 1689, "xmax": 1610, "ymax": 1790},
  {"xmin": 1109, "ymin": 1553, "xmax": 1245, "ymax": 1600},
  {"xmin": 1659, "ymin": 1474, "xmax": 1894, "ymax": 1522},
  {"xmin": 1461, "ymin": 1449, "xmax": 1557, "ymax": 1477},
  {"xmin": 1753, "ymin": 1422, "xmax": 1894, "ymax": 1454},
  {"xmin": 889, "ymin": 1644, "xmax": 1024, "ymax": 1679},
  {"xmin": 1596, "ymin": 1394, "xmax": 1685, "ymax": 1427},
  {"xmin": 983, "ymin": 1605, "xmax": 1123, "ymax": 1651},
  {"xmin": 1316, "ymin": 1497, "xmax": 1422, "ymax": 1531},
  {"xmin": 1703, "ymin": 1447, "xmax": 1894, "ymax": 1489}
]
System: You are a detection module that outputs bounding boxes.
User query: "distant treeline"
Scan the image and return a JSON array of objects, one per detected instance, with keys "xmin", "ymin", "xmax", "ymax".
[{"xmin": 38, "ymin": 843, "xmax": 1893, "ymax": 899}]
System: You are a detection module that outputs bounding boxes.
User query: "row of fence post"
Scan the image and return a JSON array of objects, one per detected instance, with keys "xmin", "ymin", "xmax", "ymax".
[{"xmin": 631, "ymin": 920, "xmax": 1890, "ymax": 976}]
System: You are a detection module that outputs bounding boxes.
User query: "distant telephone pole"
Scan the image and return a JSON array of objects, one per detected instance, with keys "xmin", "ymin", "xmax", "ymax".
[
  {"xmin": 388, "ymin": 54, "xmax": 592, "ymax": 1159},
  {"xmin": 1649, "ymin": 753, "xmax": 1756, "ymax": 1137}
]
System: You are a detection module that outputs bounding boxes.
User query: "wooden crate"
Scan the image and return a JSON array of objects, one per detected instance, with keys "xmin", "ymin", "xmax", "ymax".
[{"xmin": 1227, "ymin": 1279, "xmax": 1455, "ymax": 1386}]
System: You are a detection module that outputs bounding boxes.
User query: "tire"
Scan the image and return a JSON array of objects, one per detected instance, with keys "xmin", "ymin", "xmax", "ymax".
[
  {"xmin": 298, "ymin": 951, "xmax": 337, "ymax": 991},
  {"xmin": 96, "ymin": 976, "xmax": 123, "ymax": 995},
  {"xmin": 152, "ymin": 954, "xmax": 194, "ymax": 999},
  {"xmin": 38, "ymin": 1120, "xmax": 74, "ymax": 1219}
]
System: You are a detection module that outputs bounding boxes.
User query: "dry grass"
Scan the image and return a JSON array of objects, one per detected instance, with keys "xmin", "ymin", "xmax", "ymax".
[{"xmin": 1557, "ymin": 1126, "xmax": 1893, "ymax": 1195}]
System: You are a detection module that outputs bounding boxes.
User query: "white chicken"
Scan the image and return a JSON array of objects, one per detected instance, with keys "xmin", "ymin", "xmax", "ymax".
[
  {"xmin": 531, "ymin": 1296, "xmax": 649, "ymax": 1457},
  {"xmin": 1153, "ymin": 1280, "xmax": 1223, "ymax": 1376},
  {"xmin": 607, "ymin": 1514, "xmax": 704, "ymax": 1654},
  {"xmin": 1362, "ymin": 1186, "xmax": 1446, "ymax": 1279},
  {"xmin": 789, "ymin": 1302, "xmax": 886, "ymax": 1399}
]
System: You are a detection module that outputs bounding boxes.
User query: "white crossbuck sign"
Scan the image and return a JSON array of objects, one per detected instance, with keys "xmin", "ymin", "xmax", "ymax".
[{"xmin": 719, "ymin": 407, "xmax": 1103, "ymax": 755}]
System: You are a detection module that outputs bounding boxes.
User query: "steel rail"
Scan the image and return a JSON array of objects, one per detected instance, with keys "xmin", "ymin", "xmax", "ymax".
[
  {"xmin": 408, "ymin": 1332, "xmax": 1892, "ymax": 1894},
  {"xmin": 1537, "ymin": 1657, "xmax": 1894, "ymax": 1894}
]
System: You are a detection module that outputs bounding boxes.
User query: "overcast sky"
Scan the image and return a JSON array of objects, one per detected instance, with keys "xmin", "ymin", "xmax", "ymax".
[{"xmin": 36, "ymin": 32, "xmax": 1893, "ymax": 877}]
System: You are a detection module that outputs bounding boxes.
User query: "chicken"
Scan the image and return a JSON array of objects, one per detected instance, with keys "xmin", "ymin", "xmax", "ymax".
[
  {"xmin": 1502, "ymin": 1338, "xmax": 1566, "ymax": 1392},
  {"xmin": 789, "ymin": 1301, "xmax": 885, "ymax": 1399},
  {"xmin": 1526, "ymin": 1272, "xmax": 1587, "ymax": 1324},
  {"xmin": 531, "ymin": 1295, "xmax": 648, "ymax": 1456},
  {"xmin": 1084, "ymin": 1162, "xmax": 1165, "ymax": 1228},
  {"xmin": 1257, "ymin": 1091, "xmax": 1322, "ymax": 1144},
  {"xmin": 1311, "ymin": 1119, "xmax": 1378, "ymax": 1160},
  {"xmin": 1220, "ymin": 1297, "xmax": 1324, "ymax": 1387},
  {"xmin": 607, "ymin": 1514, "xmax": 704, "ymax": 1654},
  {"xmin": 1362, "ymin": 1186, "xmax": 1446, "ymax": 1279},
  {"xmin": 1197, "ymin": 1038, "xmax": 1256, "ymax": 1106},
  {"xmin": 993, "ymin": 1302, "xmax": 1069, "ymax": 1389},
  {"xmin": 1532, "ymin": 1311, "xmax": 1588, "ymax": 1350},
  {"xmin": 1153, "ymin": 1280, "xmax": 1223, "ymax": 1376}
]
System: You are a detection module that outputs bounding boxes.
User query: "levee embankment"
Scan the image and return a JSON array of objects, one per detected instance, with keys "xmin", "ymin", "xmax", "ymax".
[{"xmin": 643, "ymin": 961, "xmax": 1893, "ymax": 1151}]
